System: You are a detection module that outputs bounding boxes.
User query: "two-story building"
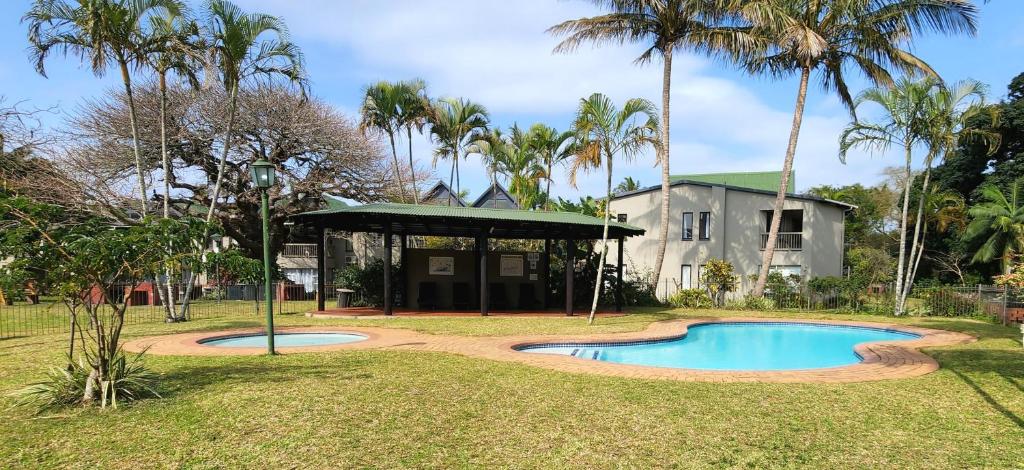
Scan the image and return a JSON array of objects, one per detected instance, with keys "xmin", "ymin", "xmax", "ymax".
[{"xmin": 607, "ymin": 171, "xmax": 853, "ymax": 298}]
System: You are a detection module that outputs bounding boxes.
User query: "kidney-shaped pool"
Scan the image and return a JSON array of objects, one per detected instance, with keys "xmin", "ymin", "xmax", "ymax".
[{"xmin": 517, "ymin": 322, "xmax": 920, "ymax": 371}]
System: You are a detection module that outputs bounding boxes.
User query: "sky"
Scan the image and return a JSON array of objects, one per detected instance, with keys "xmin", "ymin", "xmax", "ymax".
[{"xmin": 1, "ymin": 0, "xmax": 1022, "ymax": 200}]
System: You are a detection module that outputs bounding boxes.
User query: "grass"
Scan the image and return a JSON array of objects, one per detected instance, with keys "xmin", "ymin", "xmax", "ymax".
[{"xmin": 1, "ymin": 308, "xmax": 1022, "ymax": 468}]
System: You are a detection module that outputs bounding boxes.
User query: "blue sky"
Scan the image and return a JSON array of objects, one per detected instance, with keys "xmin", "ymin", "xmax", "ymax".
[{"xmin": 1, "ymin": 0, "xmax": 1021, "ymax": 199}]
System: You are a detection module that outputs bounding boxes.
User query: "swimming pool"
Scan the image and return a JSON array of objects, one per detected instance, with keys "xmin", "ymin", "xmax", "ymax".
[
  {"xmin": 200, "ymin": 332, "xmax": 367, "ymax": 348},
  {"xmin": 517, "ymin": 322, "xmax": 921, "ymax": 371}
]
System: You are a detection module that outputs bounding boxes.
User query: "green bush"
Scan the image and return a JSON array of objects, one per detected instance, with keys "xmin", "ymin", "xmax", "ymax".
[
  {"xmin": 727, "ymin": 295, "xmax": 776, "ymax": 311},
  {"xmin": 333, "ymin": 260, "xmax": 402, "ymax": 307},
  {"xmin": 667, "ymin": 289, "xmax": 712, "ymax": 309}
]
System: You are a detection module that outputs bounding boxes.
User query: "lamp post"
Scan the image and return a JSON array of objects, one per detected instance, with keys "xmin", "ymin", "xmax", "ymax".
[{"xmin": 251, "ymin": 158, "xmax": 276, "ymax": 355}]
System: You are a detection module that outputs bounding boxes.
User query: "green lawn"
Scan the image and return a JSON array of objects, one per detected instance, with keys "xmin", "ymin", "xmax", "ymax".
[{"xmin": 1, "ymin": 309, "xmax": 1022, "ymax": 468}]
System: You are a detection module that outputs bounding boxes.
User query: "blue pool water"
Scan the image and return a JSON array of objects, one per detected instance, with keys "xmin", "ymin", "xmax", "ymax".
[
  {"xmin": 200, "ymin": 332, "xmax": 367, "ymax": 348},
  {"xmin": 519, "ymin": 322, "xmax": 920, "ymax": 371}
]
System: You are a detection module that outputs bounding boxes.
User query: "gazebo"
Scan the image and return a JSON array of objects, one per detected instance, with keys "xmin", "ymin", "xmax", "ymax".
[{"xmin": 291, "ymin": 202, "xmax": 645, "ymax": 316}]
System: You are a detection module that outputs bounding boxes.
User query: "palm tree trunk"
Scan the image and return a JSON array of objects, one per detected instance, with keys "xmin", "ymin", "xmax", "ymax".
[
  {"xmin": 901, "ymin": 165, "xmax": 932, "ymax": 310},
  {"xmin": 752, "ymin": 66, "xmax": 809, "ymax": 297},
  {"xmin": 546, "ymin": 159, "xmax": 553, "ymax": 203},
  {"xmin": 119, "ymin": 60, "xmax": 148, "ymax": 217},
  {"xmin": 893, "ymin": 142, "xmax": 914, "ymax": 316},
  {"xmin": 448, "ymin": 149, "xmax": 457, "ymax": 206},
  {"xmin": 589, "ymin": 151, "xmax": 613, "ymax": 324},
  {"xmin": 407, "ymin": 126, "xmax": 419, "ymax": 203},
  {"xmin": 388, "ymin": 132, "xmax": 407, "ymax": 202},
  {"xmin": 206, "ymin": 83, "xmax": 239, "ymax": 225},
  {"xmin": 651, "ymin": 51, "xmax": 672, "ymax": 297},
  {"xmin": 158, "ymin": 71, "xmax": 177, "ymax": 322}
]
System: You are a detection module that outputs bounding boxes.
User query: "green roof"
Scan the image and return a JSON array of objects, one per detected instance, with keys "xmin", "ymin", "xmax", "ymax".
[
  {"xmin": 322, "ymin": 193, "xmax": 350, "ymax": 210},
  {"xmin": 671, "ymin": 171, "xmax": 794, "ymax": 193},
  {"xmin": 294, "ymin": 202, "xmax": 644, "ymax": 239}
]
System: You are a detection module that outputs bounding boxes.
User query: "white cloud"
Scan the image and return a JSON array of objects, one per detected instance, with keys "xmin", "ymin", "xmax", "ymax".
[{"xmin": 241, "ymin": 0, "xmax": 899, "ymax": 198}]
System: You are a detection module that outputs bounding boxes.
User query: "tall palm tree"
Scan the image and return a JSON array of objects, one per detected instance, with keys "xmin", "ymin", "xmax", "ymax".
[
  {"xmin": 840, "ymin": 78, "xmax": 939, "ymax": 315},
  {"xmin": 467, "ymin": 127, "xmax": 506, "ymax": 208},
  {"xmin": 550, "ymin": 0, "xmax": 753, "ymax": 292},
  {"xmin": 427, "ymin": 97, "xmax": 489, "ymax": 204},
  {"xmin": 360, "ymin": 81, "xmax": 409, "ymax": 202},
  {"xmin": 203, "ymin": 0, "xmax": 305, "ymax": 225},
  {"xmin": 743, "ymin": 0, "xmax": 979, "ymax": 298},
  {"xmin": 906, "ymin": 186, "xmax": 966, "ymax": 288},
  {"xmin": 145, "ymin": 7, "xmax": 203, "ymax": 322},
  {"xmin": 25, "ymin": 0, "xmax": 186, "ymax": 217},
  {"xmin": 498, "ymin": 125, "xmax": 548, "ymax": 209},
  {"xmin": 901, "ymin": 79, "xmax": 999, "ymax": 303},
  {"xmin": 964, "ymin": 180, "xmax": 1024, "ymax": 274},
  {"xmin": 396, "ymin": 78, "xmax": 430, "ymax": 202},
  {"xmin": 528, "ymin": 123, "xmax": 574, "ymax": 204},
  {"xmin": 568, "ymin": 93, "xmax": 659, "ymax": 324}
]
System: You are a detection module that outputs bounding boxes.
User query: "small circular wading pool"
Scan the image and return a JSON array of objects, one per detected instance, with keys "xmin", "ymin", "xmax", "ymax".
[
  {"xmin": 200, "ymin": 332, "xmax": 367, "ymax": 348},
  {"xmin": 517, "ymin": 322, "xmax": 921, "ymax": 371}
]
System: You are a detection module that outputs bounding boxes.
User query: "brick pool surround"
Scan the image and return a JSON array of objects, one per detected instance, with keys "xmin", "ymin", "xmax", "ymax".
[{"xmin": 123, "ymin": 317, "xmax": 976, "ymax": 383}]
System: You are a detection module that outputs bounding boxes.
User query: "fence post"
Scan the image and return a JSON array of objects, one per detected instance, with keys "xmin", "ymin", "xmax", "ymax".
[{"xmin": 1003, "ymin": 285, "xmax": 1009, "ymax": 326}]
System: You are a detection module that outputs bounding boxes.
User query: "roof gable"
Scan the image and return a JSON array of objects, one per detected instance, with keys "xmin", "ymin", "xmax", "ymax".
[
  {"xmin": 420, "ymin": 180, "xmax": 466, "ymax": 207},
  {"xmin": 471, "ymin": 182, "xmax": 519, "ymax": 209}
]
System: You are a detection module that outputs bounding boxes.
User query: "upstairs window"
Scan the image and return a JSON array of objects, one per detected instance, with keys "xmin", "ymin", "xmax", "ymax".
[
  {"xmin": 617, "ymin": 213, "xmax": 628, "ymax": 223},
  {"xmin": 699, "ymin": 212, "xmax": 711, "ymax": 240},
  {"xmin": 681, "ymin": 212, "xmax": 693, "ymax": 240}
]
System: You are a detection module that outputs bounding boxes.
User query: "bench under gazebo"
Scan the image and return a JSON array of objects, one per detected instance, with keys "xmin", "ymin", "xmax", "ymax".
[{"xmin": 291, "ymin": 202, "xmax": 644, "ymax": 316}]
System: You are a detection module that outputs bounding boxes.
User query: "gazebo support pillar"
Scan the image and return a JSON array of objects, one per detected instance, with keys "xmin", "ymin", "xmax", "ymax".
[
  {"xmin": 565, "ymin": 239, "xmax": 575, "ymax": 316},
  {"xmin": 542, "ymin": 239, "xmax": 551, "ymax": 310},
  {"xmin": 316, "ymin": 226, "xmax": 326, "ymax": 312},
  {"xmin": 400, "ymin": 234, "xmax": 407, "ymax": 308},
  {"xmin": 383, "ymin": 227, "xmax": 393, "ymax": 315},
  {"xmin": 615, "ymin": 237, "xmax": 624, "ymax": 312},
  {"xmin": 478, "ymin": 234, "xmax": 489, "ymax": 316}
]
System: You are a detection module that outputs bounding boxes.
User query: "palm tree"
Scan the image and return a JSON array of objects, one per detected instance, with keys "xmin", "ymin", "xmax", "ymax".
[
  {"xmin": 906, "ymin": 187, "xmax": 966, "ymax": 287},
  {"xmin": 743, "ymin": 0, "xmax": 979, "ymax": 298},
  {"xmin": 467, "ymin": 127, "xmax": 506, "ymax": 208},
  {"xmin": 427, "ymin": 97, "xmax": 489, "ymax": 204},
  {"xmin": 550, "ymin": 0, "xmax": 753, "ymax": 292},
  {"xmin": 615, "ymin": 176, "xmax": 642, "ymax": 194},
  {"xmin": 145, "ymin": 7, "xmax": 203, "ymax": 322},
  {"xmin": 396, "ymin": 79, "xmax": 430, "ymax": 202},
  {"xmin": 203, "ymin": 0, "xmax": 305, "ymax": 225},
  {"xmin": 499, "ymin": 125, "xmax": 548, "ymax": 209},
  {"xmin": 840, "ymin": 78, "xmax": 939, "ymax": 315},
  {"xmin": 568, "ymin": 93, "xmax": 659, "ymax": 324},
  {"xmin": 25, "ymin": 0, "xmax": 186, "ymax": 217},
  {"xmin": 964, "ymin": 180, "xmax": 1024, "ymax": 274},
  {"xmin": 360, "ymin": 81, "xmax": 409, "ymax": 202},
  {"xmin": 901, "ymin": 79, "xmax": 999, "ymax": 303},
  {"xmin": 528, "ymin": 123, "xmax": 574, "ymax": 205}
]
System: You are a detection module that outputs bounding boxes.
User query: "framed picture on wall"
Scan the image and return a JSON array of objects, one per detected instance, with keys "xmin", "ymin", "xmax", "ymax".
[
  {"xmin": 428, "ymin": 256, "xmax": 455, "ymax": 276},
  {"xmin": 500, "ymin": 255, "xmax": 524, "ymax": 277}
]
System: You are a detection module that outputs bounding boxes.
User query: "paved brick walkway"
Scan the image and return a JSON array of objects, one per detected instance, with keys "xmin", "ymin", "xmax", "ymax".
[{"xmin": 123, "ymin": 317, "xmax": 975, "ymax": 383}]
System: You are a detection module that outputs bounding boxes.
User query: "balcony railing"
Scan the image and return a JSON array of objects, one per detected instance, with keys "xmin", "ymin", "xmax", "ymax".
[
  {"xmin": 760, "ymin": 232, "xmax": 802, "ymax": 251},
  {"xmin": 282, "ymin": 243, "xmax": 317, "ymax": 258}
]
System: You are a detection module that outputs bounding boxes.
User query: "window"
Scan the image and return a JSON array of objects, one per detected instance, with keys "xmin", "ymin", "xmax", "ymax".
[
  {"xmin": 680, "ymin": 265, "xmax": 692, "ymax": 289},
  {"xmin": 681, "ymin": 212, "xmax": 693, "ymax": 240},
  {"xmin": 617, "ymin": 213, "xmax": 628, "ymax": 223},
  {"xmin": 699, "ymin": 212, "xmax": 711, "ymax": 240}
]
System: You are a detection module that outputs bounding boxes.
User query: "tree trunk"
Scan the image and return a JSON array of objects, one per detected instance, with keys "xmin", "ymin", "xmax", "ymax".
[
  {"xmin": 158, "ymin": 71, "xmax": 178, "ymax": 322},
  {"xmin": 407, "ymin": 126, "xmax": 419, "ymax": 203},
  {"xmin": 448, "ymin": 148, "xmax": 457, "ymax": 206},
  {"xmin": 752, "ymin": 66, "xmax": 809, "ymax": 297},
  {"xmin": 893, "ymin": 142, "xmax": 914, "ymax": 316},
  {"xmin": 588, "ymin": 150, "xmax": 613, "ymax": 324},
  {"xmin": 206, "ymin": 83, "xmax": 239, "ymax": 225},
  {"xmin": 901, "ymin": 165, "xmax": 932, "ymax": 311},
  {"xmin": 388, "ymin": 132, "xmax": 407, "ymax": 202},
  {"xmin": 651, "ymin": 50, "xmax": 672, "ymax": 295},
  {"xmin": 119, "ymin": 60, "xmax": 148, "ymax": 217}
]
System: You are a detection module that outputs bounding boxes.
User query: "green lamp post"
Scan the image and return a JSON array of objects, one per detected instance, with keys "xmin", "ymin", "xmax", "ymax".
[{"xmin": 251, "ymin": 158, "xmax": 276, "ymax": 355}]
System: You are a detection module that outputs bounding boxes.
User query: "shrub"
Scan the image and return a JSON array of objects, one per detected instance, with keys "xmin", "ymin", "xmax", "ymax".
[
  {"xmin": 736, "ymin": 295, "xmax": 776, "ymax": 311},
  {"xmin": 333, "ymin": 260, "xmax": 402, "ymax": 307},
  {"xmin": 13, "ymin": 349, "xmax": 161, "ymax": 412},
  {"xmin": 700, "ymin": 258, "xmax": 739, "ymax": 307},
  {"xmin": 667, "ymin": 289, "xmax": 712, "ymax": 309}
]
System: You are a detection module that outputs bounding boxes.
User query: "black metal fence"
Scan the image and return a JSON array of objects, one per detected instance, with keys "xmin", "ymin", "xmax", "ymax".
[{"xmin": 0, "ymin": 282, "xmax": 337, "ymax": 340}]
